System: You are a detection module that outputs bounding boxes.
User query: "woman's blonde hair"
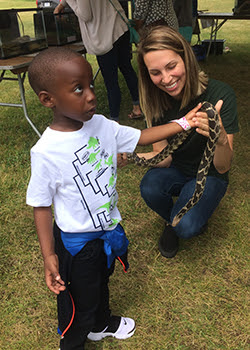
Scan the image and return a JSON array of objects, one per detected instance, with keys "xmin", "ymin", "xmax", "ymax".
[{"xmin": 137, "ymin": 25, "xmax": 208, "ymax": 127}]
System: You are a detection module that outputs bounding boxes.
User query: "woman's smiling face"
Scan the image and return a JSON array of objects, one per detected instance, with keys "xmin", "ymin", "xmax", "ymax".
[{"xmin": 143, "ymin": 49, "xmax": 186, "ymax": 100}]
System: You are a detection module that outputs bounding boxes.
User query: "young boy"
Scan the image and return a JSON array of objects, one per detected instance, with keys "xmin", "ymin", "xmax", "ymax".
[{"xmin": 26, "ymin": 47, "xmax": 196, "ymax": 350}]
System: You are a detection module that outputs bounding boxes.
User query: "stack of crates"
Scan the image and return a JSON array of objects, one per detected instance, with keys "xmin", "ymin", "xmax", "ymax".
[
  {"xmin": 34, "ymin": 9, "xmax": 82, "ymax": 46},
  {"xmin": 0, "ymin": 8, "xmax": 47, "ymax": 59},
  {"xmin": 201, "ymin": 39, "xmax": 226, "ymax": 55}
]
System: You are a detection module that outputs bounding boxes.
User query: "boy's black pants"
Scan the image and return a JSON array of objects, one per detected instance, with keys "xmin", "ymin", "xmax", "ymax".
[{"xmin": 53, "ymin": 223, "xmax": 115, "ymax": 350}]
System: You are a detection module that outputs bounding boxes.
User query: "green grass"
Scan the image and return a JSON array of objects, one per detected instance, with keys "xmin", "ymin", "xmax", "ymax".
[{"xmin": 0, "ymin": 0, "xmax": 249, "ymax": 349}]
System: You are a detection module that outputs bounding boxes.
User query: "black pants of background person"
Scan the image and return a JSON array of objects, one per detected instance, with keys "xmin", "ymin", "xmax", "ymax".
[
  {"xmin": 53, "ymin": 223, "xmax": 115, "ymax": 350},
  {"xmin": 119, "ymin": 0, "xmax": 129, "ymax": 17},
  {"xmin": 96, "ymin": 30, "xmax": 139, "ymax": 121}
]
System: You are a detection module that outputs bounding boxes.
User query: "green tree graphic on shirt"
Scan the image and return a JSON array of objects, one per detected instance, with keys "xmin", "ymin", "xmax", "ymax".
[
  {"xmin": 109, "ymin": 218, "xmax": 120, "ymax": 227},
  {"xmin": 94, "ymin": 159, "xmax": 102, "ymax": 171},
  {"xmin": 87, "ymin": 137, "xmax": 99, "ymax": 149},
  {"xmin": 108, "ymin": 174, "xmax": 115, "ymax": 187},
  {"xmin": 88, "ymin": 150, "xmax": 100, "ymax": 164},
  {"xmin": 98, "ymin": 197, "xmax": 117, "ymax": 214},
  {"xmin": 105, "ymin": 155, "xmax": 113, "ymax": 167},
  {"xmin": 98, "ymin": 201, "xmax": 112, "ymax": 213}
]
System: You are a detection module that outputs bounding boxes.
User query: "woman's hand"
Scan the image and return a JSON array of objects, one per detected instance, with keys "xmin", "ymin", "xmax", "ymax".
[
  {"xmin": 54, "ymin": 3, "xmax": 65, "ymax": 14},
  {"xmin": 117, "ymin": 153, "xmax": 128, "ymax": 168},
  {"xmin": 192, "ymin": 100, "xmax": 224, "ymax": 139},
  {"xmin": 137, "ymin": 151, "xmax": 172, "ymax": 167},
  {"xmin": 117, "ymin": 140, "xmax": 172, "ymax": 169},
  {"xmin": 192, "ymin": 100, "xmax": 234, "ymax": 173},
  {"xmin": 139, "ymin": 140, "xmax": 172, "ymax": 168}
]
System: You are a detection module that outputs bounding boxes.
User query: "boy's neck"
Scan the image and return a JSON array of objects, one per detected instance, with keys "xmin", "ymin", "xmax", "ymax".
[{"xmin": 50, "ymin": 120, "xmax": 83, "ymax": 132}]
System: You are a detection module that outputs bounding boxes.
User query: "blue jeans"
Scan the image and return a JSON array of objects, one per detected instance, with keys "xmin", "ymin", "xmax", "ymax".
[
  {"xmin": 140, "ymin": 167, "xmax": 228, "ymax": 239},
  {"xmin": 97, "ymin": 30, "xmax": 139, "ymax": 121}
]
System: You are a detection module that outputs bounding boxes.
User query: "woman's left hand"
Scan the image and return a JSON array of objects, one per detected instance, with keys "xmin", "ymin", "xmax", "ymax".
[
  {"xmin": 54, "ymin": 3, "xmax": 64, "ymax": 14},
  {"xmin": 193, "ymin": 100, "xmax": 227, "ymax": 145},
  {"xmin": 193, "ymin": 100, "xmax": 234, "ymax": 173},
  {"xmin": 117, "ymin": 153, "xmax": 128, "ymax": 168}
]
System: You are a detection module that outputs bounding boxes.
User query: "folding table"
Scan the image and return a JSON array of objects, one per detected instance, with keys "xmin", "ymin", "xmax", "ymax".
[
  {"xmin": 197, "ymin": 12, "xmax": 250, "ymax": 57},
  {"xmin": 0, "ymin": 43, "xmax": 86, "ymax": 137}
]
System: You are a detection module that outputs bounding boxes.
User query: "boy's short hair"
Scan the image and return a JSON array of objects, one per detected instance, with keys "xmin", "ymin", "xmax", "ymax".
[{"xmin": 28, "ymin": 47, "xmax": 83, "ymax": 95}]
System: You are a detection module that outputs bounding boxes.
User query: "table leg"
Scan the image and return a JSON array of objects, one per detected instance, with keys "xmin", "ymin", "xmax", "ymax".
[
  {"xmin": 206, "ymin": 19, "xmax": 216, "ymax": 57},
  {"xmin": 17, "ymin": 73, "xmax": 41, "ymax": 137},
  {"xmin": 206, "ymin": 18, "xmax": 227, "ymax": 57},
  {"xmin": 93, "ymin": 67, "xmax": 100, "ymax": 81},
  {"xmin": 0, "ymin": 70, "xmax": 41, "ymax": 137}
]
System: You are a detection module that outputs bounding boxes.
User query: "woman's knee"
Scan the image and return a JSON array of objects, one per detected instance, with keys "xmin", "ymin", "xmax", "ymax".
[
  {"xmin": 140, "ymin": 171, "xmax": 161, "ymax": 201},
  {"xmin": 173, "ymin": 215, "xmax": 204, "ymax": 239}
]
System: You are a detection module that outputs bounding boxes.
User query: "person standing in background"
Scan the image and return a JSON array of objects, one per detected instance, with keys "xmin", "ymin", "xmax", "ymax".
[
  {"xmin": 119, "ymin": 0, "xmax": 129, "ymax": 17},
  {"xmin": 173, "ymin": 0, "xmax": 193, "ymax": 42},
  {"xmin": 133, "ymin": 0, "xmax": 179, "ymax": 32},
  {"xmin": 54, "ymin": 0, "xmax": 143, "ymax": 121}
]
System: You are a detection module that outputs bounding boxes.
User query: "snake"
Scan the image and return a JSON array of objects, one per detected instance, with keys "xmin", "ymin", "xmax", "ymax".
[{"xmin": 126, "ymin": 101, "xmax": 221, "ymax": 227}]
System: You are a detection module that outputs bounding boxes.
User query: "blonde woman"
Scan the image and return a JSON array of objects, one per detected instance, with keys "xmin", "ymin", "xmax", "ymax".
[{"xmin": 137, "ymin": 26, "xmax": 239, "ymax": 258}]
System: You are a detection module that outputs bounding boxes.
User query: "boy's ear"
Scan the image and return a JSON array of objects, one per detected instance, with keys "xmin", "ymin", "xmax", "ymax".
[{"xmin": 38, "ymin": 90, "xmax": 55, "ymax": 108}]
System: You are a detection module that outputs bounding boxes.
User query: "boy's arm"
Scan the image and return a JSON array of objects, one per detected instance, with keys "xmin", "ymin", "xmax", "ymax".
[
  {"xmin": 34, "ymin": 207, "xmax": 65, "ymax": 295},
  {"xmin": 117, "ymin": 104, "xmax": 201, "ymax": 167},
  {"xmin": 138, "ymin": 104, "xmax": 201, "ymax": 146}
]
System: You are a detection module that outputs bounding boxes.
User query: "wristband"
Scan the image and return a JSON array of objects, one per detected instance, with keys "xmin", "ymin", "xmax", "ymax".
[{"xmin": 170, "ymin": 116, "xmax": 191, "ymax": 131}]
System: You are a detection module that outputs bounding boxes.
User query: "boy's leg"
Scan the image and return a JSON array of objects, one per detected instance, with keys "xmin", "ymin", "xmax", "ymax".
[
  {"xmin": 87, "ymin": 245, "xmax": 136, "ymax": 341},
  {"xmin": 60, "ymin": 326, "xmax": 88, "ymax": 350},
  {"xmin": 59, "ymin": 239, "xmax": 109, "ymax": 350},
  {"xmin": 89, "ymin": 257, "xmax": 114, "ymax": 331}
]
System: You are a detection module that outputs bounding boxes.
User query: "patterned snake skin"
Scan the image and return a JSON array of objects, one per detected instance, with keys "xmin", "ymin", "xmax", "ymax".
[{"xmin": 127, "ymin": 101, "xmax": 221, "ymax": 227}]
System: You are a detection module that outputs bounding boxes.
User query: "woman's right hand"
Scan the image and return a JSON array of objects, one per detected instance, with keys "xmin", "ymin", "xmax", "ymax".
[
  {"xmin": 138, "ymin": 152, "xmax": 172, "ymax": 168},
  {"xmin": 117, "ymin": 153, "xmax": 128, "ymax": 168},
  {"xmin": 138, "ymin": 140, "xmax": 172, "ymax": 168},
  {"xmin": 54, "ymin": 3, "xmax": 65, "ymax": 14}
]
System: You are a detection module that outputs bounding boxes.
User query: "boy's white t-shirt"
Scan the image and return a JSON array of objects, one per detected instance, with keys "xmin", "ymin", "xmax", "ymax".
[{"xmin": 26, "ymin": 114, "xmax": 141, "ymax": 233}]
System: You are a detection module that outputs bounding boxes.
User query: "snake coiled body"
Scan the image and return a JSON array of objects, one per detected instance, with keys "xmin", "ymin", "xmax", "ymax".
[{"xmin": 127, "ymin": 101, "xmax": 220, "ymax": 227}]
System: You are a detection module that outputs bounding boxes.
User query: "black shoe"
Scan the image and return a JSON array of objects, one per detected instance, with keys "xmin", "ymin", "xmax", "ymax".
[{"xmin": 158, "ymin": 224, "xmax": 179, "ymax": 258}]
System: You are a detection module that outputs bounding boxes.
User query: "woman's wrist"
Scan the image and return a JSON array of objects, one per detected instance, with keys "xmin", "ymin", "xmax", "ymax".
[
  {"xmin": 216, "ymin": 134, "xmax": 229, "ymax": 147},
  {"xmin": 169, "ymin": 116, "xmax": 191, "ymax": 131},
  {"xmin": 216, "ymin": 125, "xmax": 230, "ymax": 147},
  {"xmin": 60, "ymin": 0, "xmax": 67, "ymax": 6},
  {"xmin": 54, "ymin": 2, "xmax": 65, "ymax": 14}
]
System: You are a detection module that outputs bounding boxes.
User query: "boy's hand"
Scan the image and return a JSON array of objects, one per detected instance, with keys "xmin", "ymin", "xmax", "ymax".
[
  {"xmin": 184, "ymin": 103, "xmax": 203, "ymax": 128},
  {"xmin": 44, "ymin": 254, "xmax": 66, "ymax": 295}
]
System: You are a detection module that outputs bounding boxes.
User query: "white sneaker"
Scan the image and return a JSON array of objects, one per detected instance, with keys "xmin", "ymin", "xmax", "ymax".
[{"xmin": 87, "ymin": 316, "xmax": 135, "ymax": 341}]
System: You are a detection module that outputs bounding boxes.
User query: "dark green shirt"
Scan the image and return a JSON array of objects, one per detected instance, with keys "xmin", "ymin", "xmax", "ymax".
[{"xmin": 152, "ymin": 79, "xmax": 239, "ymax": 182}]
